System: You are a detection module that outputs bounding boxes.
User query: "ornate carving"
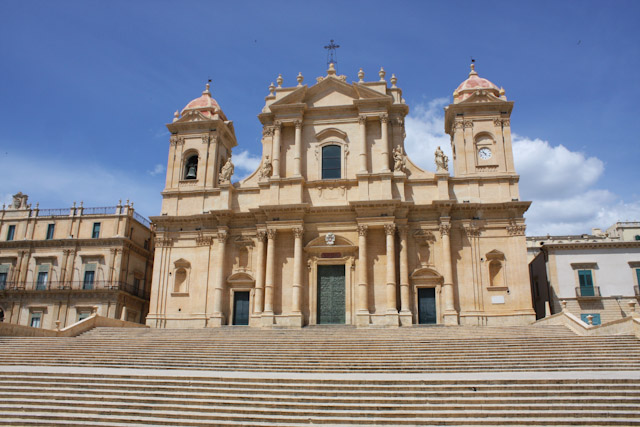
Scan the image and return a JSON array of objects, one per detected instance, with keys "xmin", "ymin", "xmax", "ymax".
[
  {"xmin": 155, "ymin": 237, "xmax": 174, "ymax": 247},
  {"xmin": 218, "ymin": 156, "xmax": 234, "ymax": 184},
  {"xmin": 493, "ymin": 118, "xmax": 502, "ymax": 127},
  {"xmin": 393, "ymin": 146, "xmax": 406, "ymax": 173},
  {"xmin": 463, "ymin": 224, "xmax": 481, "ymax": 238},
  {"xmin": 435, "ymin": 146, "xmax": 449, "ymax": 172},
  {"xmin": 259, "ymin": 156, "xmax": 272, "ymax": 180},
  {"xmin": 379, "ymin": 113, "xmax": 389, "ymax": 123},
  {"xmin": 256, "ymin": 230, "xmax": 267, "ymax": 242},
  {"xmin": 294, "ymin": 120, "xmax": 302, "ymax": 129},
  {"xmin": 357, "ymin": 225, "xmax": 368, "ymax": 237},
  {"xmin": 439, "ymin": 224, "xmax": 450, "ymax": 237},
  {"xmin": 507, "ymin": 220, "xmax": 526, "ymax": 236},
  {"xmin": 463, "ymin": 120, "xmax": 473, "ymax": 128},
  {"xmin": 358, "ymin": 115, "xmax": 367, "ymax": 125},
  {"xmin": 273, "ymin": 121, "xmax": 282, "ymax": 130},
  {"xmin": 217, "ymin": 229, "xmax": 228, "ymax": 243},
  {"xmin": 201, "ymin": 134, "xmax": 210, "ymax": 144},
  {"xmin": 262, "ymin": 126, "xmax": 275, "ymax": 137},
  {"xmin": 169, "ymin": 134, "xmax": 179, "ymax": 145},
  {"xmin": 11, "ymin": 192, "xmax": 28, "ymax": 210},
  {"xmin": 267, "ymin": 229, "xmax": 277, "ymax": 240},
  {"xmin": 196, "ymin": 234, "xmax": 213, "ymax": 246},
  {"xmin": 397, "ymin": 225, "xmax": 408, "ymax": 238},
  {"xmin": 414, "ymin": 229, "xmax": 436, "ymax": 242},
  {"xmin": 384, "ymin": 224, "xmax": 396, "ymax": 235},
  {"xmin": 502, "ymin": 119, "xmax": 510, "ymax": 127},
  {"xmin": 325, "ymin": 233, "xmax": 336, "ymax": 245},
  {"xmin": 292, "ymin": 227, "xmax": 304, "ymax": 239},
  {"xmin": 394, "ymin": 117, "xmax": 404, "ymax": 127},
  {"xmin": 453, "ymin": 121, "xmax": 464, "ymax": 130}
]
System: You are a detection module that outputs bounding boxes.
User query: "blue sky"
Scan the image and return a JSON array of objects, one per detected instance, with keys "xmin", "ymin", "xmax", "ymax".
[{"xmin": 1, "ymin": 0, "xmax": 639, "ymax": 235}]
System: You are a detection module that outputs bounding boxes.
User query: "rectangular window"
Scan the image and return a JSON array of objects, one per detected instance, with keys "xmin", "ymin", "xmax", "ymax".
[
  {"xmin": 92, "ymin": 222, "xmax": 100, "ymax": 239},
  {"xmin": 580, "ymin": 313, "xmax": 601, "ymax": 325},
  {"xmin": 78, "ymin": 311, "xmax": 91, "ymax": 321},
  {"xmin": 36, "ymin": 272, "xmax": 48, "ymax": 290},
  {"xmin": 30, "ymin": 313, "xmax": 42, "ymax": 328},
  {"xmin": 6, "ymin": 225, "xmax": 15, "ymax": 241},
  {"xmin": 321, "ymin": 145, "xmax": 341, "ymax": 179},
  {"xmin": 46, "ymin": 224, "xmax": 55, "ymax": 240},
  {"xmin": 636, "ymin": 268, "xmax": 640, "ymax": 285},
  {"xmin": 83, "ymin": 271, "xmax": 95, "ymax": 290},
  {"xmin": 133, "ymin": 277, "xmax": 140, "ymax": 293},
  {"xmin": 0, "ymin": 272, "xmax": 7, "ymax": 290}
]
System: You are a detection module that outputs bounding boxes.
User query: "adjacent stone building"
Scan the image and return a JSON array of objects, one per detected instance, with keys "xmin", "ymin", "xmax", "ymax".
[
  {"xmin": 0, "ymin": 194, "xmax": 154, "ymax": 328},
  {"xmin": 147, "ymin": 63, "xmax": 535, "ymax": 328},
  {"xmin": 529, "ymin": 222, "xmax": 640, "ymax": 323}
]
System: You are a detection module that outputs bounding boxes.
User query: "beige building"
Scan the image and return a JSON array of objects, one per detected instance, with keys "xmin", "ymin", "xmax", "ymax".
[
  {"xmin": 147, "ymin": 63, "xmax": 535, "ymax": 328},
  {"xmin": 0, "ymin": 193, "xmax": 154, "ymax": 328},
  {"xmin": 529, "ymin": 222, "xmax": 640, "ymax": 323}
]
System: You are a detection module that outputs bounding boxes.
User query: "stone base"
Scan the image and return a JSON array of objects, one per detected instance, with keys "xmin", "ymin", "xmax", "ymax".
[
  {"xmin": 208, "ymin": 314, "xmax": 224, "ymax": 327},
  {"xmin": 369, "ymin": 312, "xmax": 399, "ymax": 327},
  {"xmin": 261, "ymin": 312, "xmax": 275, "ymax": 327},
  {"xmin": 399, "ymin": 310, "xmax": 413, "ymax": 326},
  {"xmin": 459, "ymin": 312, "xmax": 536, "ymax": 326},
  {"xmin": 443, "ymin": 312, "xmax": 459, "ymax": 325},
  {"xmin": 274, "ymin": 314, "xmax": 303, "ymax": 328},
  {"xmin": 355, "ymin": 312, "xmax": 371, "ymax": 327}
]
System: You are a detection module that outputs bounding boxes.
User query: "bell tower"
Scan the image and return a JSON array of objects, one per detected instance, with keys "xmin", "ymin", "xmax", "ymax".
[
  {"xmin": 444, "ymin": 64, "xmax": 516, "ymax": 178},
  {"xmin": 161, "ymin": 83, "xmax": 237, "ymax": 216}
]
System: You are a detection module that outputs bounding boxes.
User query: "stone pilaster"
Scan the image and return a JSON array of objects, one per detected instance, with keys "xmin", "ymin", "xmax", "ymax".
[
  {"xmin": 253, "ymin": 230, "xmax": 266, "ymax": 315},
  {"xmin": 272, "ymin": 121, "xmax": 282, "ymax": 178},
  {"xmin": 293, "ymin": 120, "xmax": 302, "ymax": 177},
  {"xmin": 380, "ymin": 114, "xmax": 390, "ymax": 172},
  {"xmin": 384, "ymin": 224, "xmax": 399, "ymax": 325},
  {"xmin": 440, "ymin": 219, "xmax": 459, "ymax": 325},
  {"xmin": 398, "ymin": 225, "xmax": 412, "ymax": 326},
  {"xmin": 262, "ymin": 228, "xmax": 276, "ymax": 326},
  {"xmin": 356, "ymin": 225, "xmax": 369, "ymax": 326},
  {"xmin": 358, "ymin": 115, "xmax": 368, "ymax": 173},
  {"xmin": 210, "ymin": 228, "xmax": 228, "ymax": 326}
]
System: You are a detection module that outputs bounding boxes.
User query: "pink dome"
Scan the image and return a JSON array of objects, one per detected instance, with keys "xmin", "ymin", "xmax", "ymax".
[
  {"xmin": 180, "ymin": 83, "xmax": 223, "ymax": 119},
  {"xmin": 454, "ymin": 64, "xmax": 500, "ymax": 102}
]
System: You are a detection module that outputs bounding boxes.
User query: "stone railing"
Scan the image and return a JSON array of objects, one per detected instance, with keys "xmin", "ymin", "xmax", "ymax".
[{"xmin": 0, "ymin": 313, "xmax": 147, "ymax": 337}]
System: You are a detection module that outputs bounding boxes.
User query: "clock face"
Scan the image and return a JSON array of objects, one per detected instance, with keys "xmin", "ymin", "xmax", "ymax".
[{"xmin": 478, "ymin": 147, "xmax": 492, "ymax": 160}]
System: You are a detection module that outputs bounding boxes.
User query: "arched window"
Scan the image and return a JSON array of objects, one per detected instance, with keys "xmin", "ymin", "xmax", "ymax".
[
  {"xmin": 322, "ymin": 145, "xmax": 341, "ymax": 179},
  {"xmin": 489, "ymin": 260, "xmax": 503, "ymax": 287},
  {"xmin": 174, "ymin": 268, "xmax": 187, "ymax": 293},
  {"xmin": 184, "ymin": 155, "xmax": 198, "ymax": 180}
]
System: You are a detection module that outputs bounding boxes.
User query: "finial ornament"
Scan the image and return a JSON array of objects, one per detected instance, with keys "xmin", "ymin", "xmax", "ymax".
[
  {"xmin": 499, "ymin": 86, "xmax": 505, "ymax": 96},
  {"xmin": 469, "ymin": 62, "xmax": 478, "ymax": 77},
  {"xmin": 268, "ymin": 82, "xmax": 276, "ymax": 96},
  {"xmin": 296, "ymin": 72, "xmax": 304, "ymax": 86},
  {"xmin": 276, "ymin": 74, "xmax": 283, "ymax": 88},
  {"xmin": 173, "ymin": 110, "xmax": 180, "ymax": 122},
  {"xmin": 203, "ymin": 82, "xmax": 211, "ymax": 95},
  {"xmin": 379, "ymin": 67, "xmax": 386, "ymax": 82},
  {"xmin": 390, "ymin": 74, "xmax": 397, "ymax": 88},
  {"xmin": 327, "ymin": 62, "xmax": 337, "ymax": 76},
  {"xmin": 358, "ymin": 68, "xmax": 364, "ymax": 83}
]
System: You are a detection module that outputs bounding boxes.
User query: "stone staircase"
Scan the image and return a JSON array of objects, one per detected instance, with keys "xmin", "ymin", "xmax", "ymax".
[{"xmin": 0, "ymin": 325, "xmax": 639, "ymax": 425}]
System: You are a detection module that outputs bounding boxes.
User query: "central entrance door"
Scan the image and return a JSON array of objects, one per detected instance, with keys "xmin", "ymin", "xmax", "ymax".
[
  {"xmin": 232, "ymin": 291, "xmax": 250, "ymax": 325},
  {"xmin": 417, "ymin": 287, "xmax": 437, "ymax": 324},
  {"xmin": 317, "ymin": 265, "xmax": 346, "ymax": 324}
]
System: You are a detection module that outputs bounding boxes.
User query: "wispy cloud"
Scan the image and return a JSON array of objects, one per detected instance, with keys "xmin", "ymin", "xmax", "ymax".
[
  {"xmin": 232, "ymin": 149, "xmax": 261, "ymax": 181},
  {"xmin": 148, "ymin": 164, "xmax": 165, "ymax": 176}
]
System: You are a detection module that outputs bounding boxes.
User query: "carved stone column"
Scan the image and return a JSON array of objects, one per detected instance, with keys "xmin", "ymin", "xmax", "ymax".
[
  {"xmin": 293, "ymin": 120, "xmax": 302, "ymax": 177},
  {"xmin": 253, "ymin": 231, "xmax": 266, "ymax": 315},
  {"xmin": 358, "ymin": 115, "xmax": 368, "ymax": 173},
  {"xmin": 439, "ymin": 219, "xmax": 458, "ymax": 325},
  {"xmin": 211, "ymin": 228, "xmax": 228, "ymax": 326},
  {"xmin": 398, "ymin": 226, "xmax": 411, "ymax": 321},
  {"xmin": 291, "ymin": 227, "xmax": 304, "ymax": 314},
  {"xmin": 272, "ymin": 121, "xmax": 282, "ymax": 178},
  {"xmin": 263, "ymin": 228, "xmax": 276, "ymax": 321},
  {"xmin": 356, "ymin": 225, "xmax": 368, "ymax": 313},
  {"xmin": 384, "ymin": 224, "xmax": 397, "ymax": 314},
  {"xmin": 380, "ymin": 114, "xmax": 390, "ymax": 172}
]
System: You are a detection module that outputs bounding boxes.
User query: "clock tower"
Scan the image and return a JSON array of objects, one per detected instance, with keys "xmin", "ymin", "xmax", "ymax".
[{"xmin": 444, "ymin": 64, "xmax": 516, "ymax": 179}]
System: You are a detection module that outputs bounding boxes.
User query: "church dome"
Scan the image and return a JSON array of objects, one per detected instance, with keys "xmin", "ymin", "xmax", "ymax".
[
  {"xmin": 180, "ymin": 83, "xmax": 224, "ymax": 119},
  {"xmin": 453, "ymin": 63, "xmax": 501, "ymax": 102}
]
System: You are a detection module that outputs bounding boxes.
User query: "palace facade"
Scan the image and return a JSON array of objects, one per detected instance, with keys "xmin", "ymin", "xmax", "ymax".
[{"xmin": 147, "ymin": 63, "xmax": 535, "ymax": 328}]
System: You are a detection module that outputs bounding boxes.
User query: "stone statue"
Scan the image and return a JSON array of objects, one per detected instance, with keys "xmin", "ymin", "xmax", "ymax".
[
  {"xmin": 219, "ymin": 156, "xmax": 234, "ymax": 184},
  {"xmin": 259, "ymin": 156, "xmax": 272, "ymax": 180},
  {"xmin": 435, "ymin": 146, "xmax": 449, "ymax": 172},
  {"xmin": 393, "ymin": 146, "xmax": 406, "ymax": 173},
  {"xmin": 11, "ymin": 192, "xmax": 28, "ymax": 210}
]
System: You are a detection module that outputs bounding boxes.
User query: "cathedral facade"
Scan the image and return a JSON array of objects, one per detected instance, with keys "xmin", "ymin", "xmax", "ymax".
[{"xmin": 147, "ymin": 63, "xmax": 535, "ymax": 328}]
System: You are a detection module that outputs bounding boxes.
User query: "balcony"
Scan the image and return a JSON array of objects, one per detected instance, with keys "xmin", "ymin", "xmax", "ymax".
[
  {"xmin": 0, "ymin": 280, "xmax": 150, "ymax": 299},
  {"xmin": 575, "ymin": 286, "xmax": 601, "ymax": 299}
]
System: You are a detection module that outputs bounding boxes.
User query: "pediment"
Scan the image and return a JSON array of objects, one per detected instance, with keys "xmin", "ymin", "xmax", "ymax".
[
  {"xmin": 174, "ymin": 258, "xmax": 190, "ymax": 268},
  {"xmin": 227, "ymin": 271, "xmax": 255, "ymax": 283},
  {"xmin": 306, "ymin": 234, "xmax": 355, "ymax": 248},
  {"xmin": 174, "ymin": 110, "xmax": 215, "ymax": 123},
  {"xmin": 410, "ymin": 267, "xmax": 443, "ymax": 281},
  {"xmin": 459, "ymin": 90, "xmax": 504, "ymax": 104},
  {"xmin": 315, "ymin": 127, "xmax": 348, "ymax": 141}
]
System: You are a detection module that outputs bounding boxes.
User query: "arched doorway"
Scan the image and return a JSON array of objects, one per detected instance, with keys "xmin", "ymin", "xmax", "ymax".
[{"xmin": 411, "ymin": 267, "xmax": 444, "ymax": 325}]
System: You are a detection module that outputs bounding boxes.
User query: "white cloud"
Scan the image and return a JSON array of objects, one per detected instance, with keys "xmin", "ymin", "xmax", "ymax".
[
  {"xmin": 231, "ymin": 149, "xmax": 261, "ymax": 181},
  {"xmin": 0, "ymin": 152, "xmax": 163, "ymax": 220},
  {"xmin": 148, "ymin": 164, "xmax": 165, "ymax": 176},
  {"xmin": 404, "ymin": 97, "xmax": 451, "ymax": 172},
  {"xmin": 404, "ymin": 100, "xmax": 640, "ymax": 236}
]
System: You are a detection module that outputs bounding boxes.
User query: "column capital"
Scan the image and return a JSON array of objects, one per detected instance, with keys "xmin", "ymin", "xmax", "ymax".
[
  {"xmin": 292, "ymin": 227, "xmax": 304, "ymax": 238},
  {"xmin": 256, "ymin": 230, "xmax": 267, "ymax": 241},
  {"xmin": 379, "ymin": 113, "xmax": 389, "ymax": 123},
  {"xmin": 358, "ymin": 115, "xmax": 367, "ymax": 125},
  {"xmin": 273, "ymin": 120, "xmax": 282, "ymax": 130},
  {"xmin": 294, "ymin": 120, "xmax": 303, "ymax": 129},
  {"xmin": 217, "ymin": 229, "xmax": 229, "ymax": 243},
  {"xmin": 384, "ymin": 223, "xmax": 396, "ymax": 235},
  {"xmin": 439, "ymin": 224, "xmax": 451, "ymax": 237},
  {"xmin": 267, "ymin": 228, "xmax": 277, "ymax": 240},
  {"xmin": 357, "ymin": 225, "xmax": 368, "ymax": 236},
  {"xmin": 397, "ymin": 225, "xmax": 409, "ymax": 237},
  {"xmin": 262, "ymin": 126, "xmax": 275, "ymax": 137}
]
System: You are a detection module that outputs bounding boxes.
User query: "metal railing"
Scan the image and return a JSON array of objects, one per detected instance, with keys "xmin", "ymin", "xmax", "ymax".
[
  {"xmin": 0, "ymin": 280, "xmax": 150, "ymax": 299},
  {"xmin": 575, "ymin": 286, "xmax": 601, "ymax": 298},
  {"xmin": 36, "ymin": 208, "xmax": 69, "ymax": 217},
  {"xmin": 82, "ymin": 206, "xmax": 118, "ymax": 215},
  {"xmin": 133, "ymin": 212, "xmax": 151, "ymax": 227}
]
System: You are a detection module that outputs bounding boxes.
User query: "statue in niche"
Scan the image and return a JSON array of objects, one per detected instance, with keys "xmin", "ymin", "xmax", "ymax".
[
  {"xmin": 259, "ymin": 156, "xmax": 272, "ymax": 180},
  {"xmin": 435, "ymin": 146, "xmax": 449, "ymax": 172},
  {"xmin": 393, "ymin": 146, "xmax": 406, "ymax": 172},
  {"xmin": 219, "ymin": 156, "xmax": 234, "ymax": 184}
]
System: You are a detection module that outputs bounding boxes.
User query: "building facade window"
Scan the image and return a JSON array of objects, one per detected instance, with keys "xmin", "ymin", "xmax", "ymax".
[
  {"xmin": 578, "ymin": 269, "xmax": 594, "ymax": 296},
  {"xmin": 36, "ymin": 271, "xmax": 48, "ymax": 290},
  {"xmin": 30, "ymin": 312, "xmax": 42, "ymax": 328},
  {"xmin": 92, "ymin": 222, "xmax": 101, "ymax": 239},
  {"xmin": 0, "ymin": 272, "xmax": 7, "ymax": 290},
  {"xmin": 6, "ymin": 225, "xmax": 15, "ymax": 241},
  {"xmin": 46, "ymin": 224, "xmax": 55, "ymax": 240},
  {"xmin": 133, "ymin": 277, "xmax": 141, "ymax": 293},
  {"xmin": 321, "ymin": 145, "xmax": 341, "ymax": 179}
]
